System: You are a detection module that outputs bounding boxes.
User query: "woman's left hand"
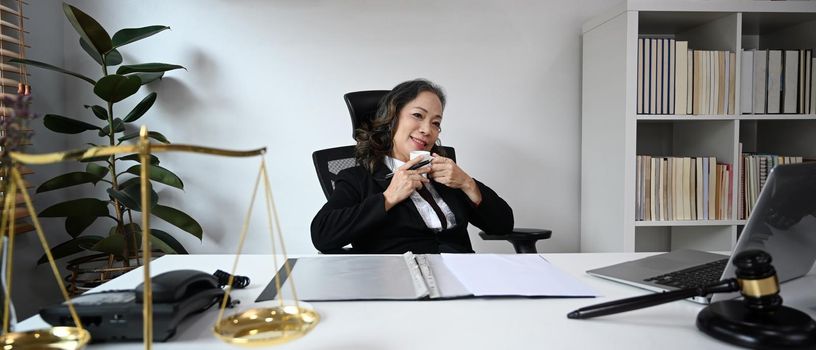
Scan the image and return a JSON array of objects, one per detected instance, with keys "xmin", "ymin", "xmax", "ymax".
[{"xmin": 430, "ymin": 153, "xmax": 482, "ymax": 205}]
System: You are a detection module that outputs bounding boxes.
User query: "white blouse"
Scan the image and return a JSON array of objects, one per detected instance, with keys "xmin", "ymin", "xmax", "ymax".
[{"xmin": 385, "ymin": 156, "xmax": 457, "ymax": 232}]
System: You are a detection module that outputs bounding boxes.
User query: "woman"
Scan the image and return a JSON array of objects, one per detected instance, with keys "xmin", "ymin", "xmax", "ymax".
[{"xmin": 311, "ymin": 79, "xmax": 513, "ymax": 253}]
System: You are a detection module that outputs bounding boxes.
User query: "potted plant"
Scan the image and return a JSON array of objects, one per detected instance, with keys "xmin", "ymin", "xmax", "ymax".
[{"xmin": 12, "ymin": 3, "xmax": 201, "ymax": 290}]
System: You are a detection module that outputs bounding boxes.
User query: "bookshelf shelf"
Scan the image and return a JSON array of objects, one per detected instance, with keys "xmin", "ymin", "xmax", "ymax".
[
  {"xmin": 738, "ymin": 114, "xmax": 816, "ymax": 121},
  {"xmin": 581, "ymin": 0, "xmax": 815, "ymax": 253},
  {"xmin": 637, "ymin": 115, "xmax": 736, "ymax": 121},
  {"xmin": 635, "ymin": 220, "xmax": 743, "ymax": 227}
]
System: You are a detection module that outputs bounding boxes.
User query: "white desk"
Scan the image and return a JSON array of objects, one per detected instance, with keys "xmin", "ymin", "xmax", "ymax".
[{"xmin": 18, "ymin": 253, "xmax": 816, "ymax": 349}]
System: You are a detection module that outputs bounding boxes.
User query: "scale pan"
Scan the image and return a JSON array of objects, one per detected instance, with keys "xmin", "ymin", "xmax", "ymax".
[
  {"xmin": 214, "ymin": 304, "xmax": 319, "ymax": 346},
  {"xmin": 0, "ymin": 326, "xmax": 90, "ymax": 350}
]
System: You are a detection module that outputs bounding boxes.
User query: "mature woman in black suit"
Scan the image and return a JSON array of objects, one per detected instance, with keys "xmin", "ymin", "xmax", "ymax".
[{"xmin": 311, "ymin": 79, "xmax": 513, "ymax": 254}]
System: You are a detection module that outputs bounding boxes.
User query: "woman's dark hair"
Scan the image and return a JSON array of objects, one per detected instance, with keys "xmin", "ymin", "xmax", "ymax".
[{"xmin": 354, "ymin": 79, "xmax": 447, "ymax": 173}]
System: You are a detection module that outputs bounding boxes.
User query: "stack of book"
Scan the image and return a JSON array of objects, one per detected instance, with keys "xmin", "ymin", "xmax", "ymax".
[
  {"xmin": 636, "ymin": 37, "xmax": 736, "ymax": 115},
  {"xmin": 741, "ymin": 49, "xmax": 814, "ymax": 114},
  {"xmin": 740, "ymin": 153, "xmax": 804, "ymax": 219},
  {"xmin": 636, "ymin": 156, "xmax": 733, "ymax": 221}
]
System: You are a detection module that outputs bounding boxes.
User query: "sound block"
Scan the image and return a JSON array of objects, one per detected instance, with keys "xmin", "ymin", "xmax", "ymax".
[{"xmin": 697, "ymin": 300, "xmax": 816, "ymax": 349}]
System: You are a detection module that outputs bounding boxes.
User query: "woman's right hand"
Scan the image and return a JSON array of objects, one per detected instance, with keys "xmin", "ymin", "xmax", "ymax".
[{"xmin": 383, "ymin": 156, "xmax": 430, "ymax": 211}]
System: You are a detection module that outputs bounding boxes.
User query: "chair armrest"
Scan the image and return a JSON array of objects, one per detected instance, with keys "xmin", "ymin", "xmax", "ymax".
[{"xmin": 478, "ymin": 228, "xmax": 552, "ymax": 254}]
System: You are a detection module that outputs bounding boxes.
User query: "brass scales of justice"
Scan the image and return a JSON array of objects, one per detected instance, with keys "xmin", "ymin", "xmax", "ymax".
[{"xmin": 0, "ymin": 126, "xmax": 319, "ymax": 349}]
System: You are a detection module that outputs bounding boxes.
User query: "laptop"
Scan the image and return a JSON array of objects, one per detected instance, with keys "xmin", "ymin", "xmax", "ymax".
[{"xmin": 587, "ymin": 162, "xmax": 816, "ymax": 304}]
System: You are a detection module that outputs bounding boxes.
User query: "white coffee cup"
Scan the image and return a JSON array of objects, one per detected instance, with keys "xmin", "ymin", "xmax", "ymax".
[{"xmin": 409, "ymin": 150, "xmax": 432, "ymax": 177}]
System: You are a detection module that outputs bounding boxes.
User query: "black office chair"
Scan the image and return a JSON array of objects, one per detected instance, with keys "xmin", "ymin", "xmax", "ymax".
[{"xmin": 312, "ymin": 90, "xmax": 552, "ymax": 253}]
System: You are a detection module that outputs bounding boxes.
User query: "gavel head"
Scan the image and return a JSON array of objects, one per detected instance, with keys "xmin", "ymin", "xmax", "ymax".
[{"xmin": 732, "ymin": 249, "xmax": 782, "ymax": 311}]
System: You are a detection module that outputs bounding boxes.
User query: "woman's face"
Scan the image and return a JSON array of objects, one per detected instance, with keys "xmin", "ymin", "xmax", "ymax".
[{"xmin": 390, "ymin": 91, "xmax": 443, "ymax": 162}]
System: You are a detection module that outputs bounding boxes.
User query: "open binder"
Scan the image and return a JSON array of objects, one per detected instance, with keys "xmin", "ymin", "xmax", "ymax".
[{"xmin": 256, "ymin": 253, "xmax": 597, "ymax": 302}]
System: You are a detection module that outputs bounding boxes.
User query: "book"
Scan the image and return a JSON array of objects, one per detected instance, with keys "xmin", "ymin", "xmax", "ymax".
[
  {"xmin": 690, "ymin": 158, "xmax": 696, "ymax": 220},
  {"xmin": 783, "ymin": 50, "xmax": 799, "ymax": 113},
  {"xmin": 682, "ymin": 157, "xmax": 691, "ymax": 220},
  {"xmin": 668, "ymin": 39, "xmax": 675, "ymax": 114},
  {"xmin": 687, "ymin": 50, "xmax": 693, "ymax": 115},
  {"xmin": 812, "ymin": 57, "xmax": 816, "ymax": 114},
  {"xmin": 800, "ymin": 50, "xmax": 806, "ymax": 114},
  {"xmin": 708, "ymin": 157, "xmax": 716, "ymax": 220},
  {"xmin": 767, "ymin": 49, "xmax": 783, "ymax": 114},
  {"xmin": 650, "ymin": 157, "xmax": 657, "ymax": 220},
  {"xmin": 667, "ymin": 157, "xmax": 674, "ymax": 220},
  {"xmin": 702, "ymin": 157, "xmax": 709, "ymax": 220},
  {"xmin": 717, "ymin": 51, "xmax": 725, "ymax": 115},
  {"xmin": 741, "ymin": 49, "xmax": 754, "ymax": 114},
  {"xmin": 675, "ymin": 41, "xmax": 688, "ymax": 115},
  {"xmin": 805, "ymin": 50, "xmax": 811, "ymax": 114},
  {"xmin": 257, "ymin": 253, "xmax": 598, "ymax": 302},
  {"xmin": 729, "ymin": 52, "xmax": 736, "ymax": 115},
  {"xmin": 657, "ymin": 39, "xmax": 664, "ymax": 114},
  {"xmin": 754, "ymin": 50, "xmax": 768, "ymax": 114},
  {"xmin": 693, "ymin": 50, "xmax": 702, "ymax": 114},
  {"xmin": 637, "ymin": 38, "xmax": 644, "ymax": 114},
  {"xmin": 636, "ymin": 155, "xmax": 642, "ymax": 220},
  {"xmin": 645, "ymin": 155, "xmax": 652, "ymax": 221},
  {"xmin": 650, "ymin": 39, "xmax": 657, "ymax": 114},
  {"xmin": 696, "ymin": 157, "xmax": 703, "ymax": 220},
  {"xmin": 661, "ymin": 158, "xmax": 668, "ymax": 221}
]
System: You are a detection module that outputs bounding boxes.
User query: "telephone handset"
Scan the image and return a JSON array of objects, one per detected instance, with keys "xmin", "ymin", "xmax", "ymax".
[{"xmin": 40, "ymin": 269, "xmax": 243, "ymax": 342}]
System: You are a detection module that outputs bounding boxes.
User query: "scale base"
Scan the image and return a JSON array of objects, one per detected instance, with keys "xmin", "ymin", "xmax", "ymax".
[{"xmin": 697, "ymin": 300, "xmax": 816, "ymax": 349}]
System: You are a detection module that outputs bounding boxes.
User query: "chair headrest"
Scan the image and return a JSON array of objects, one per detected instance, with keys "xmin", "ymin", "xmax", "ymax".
[{"xmin": 343, "ymin": 90, "xmax": 389, "ymax": 141}]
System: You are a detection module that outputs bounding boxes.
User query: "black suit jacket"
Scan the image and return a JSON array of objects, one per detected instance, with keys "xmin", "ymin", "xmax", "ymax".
[{"xmin": 311, "ymin": 162, "xmax": 514, "ymax": 254}]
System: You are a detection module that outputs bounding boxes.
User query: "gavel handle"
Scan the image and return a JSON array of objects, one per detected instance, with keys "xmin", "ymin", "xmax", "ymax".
[{"xmin": 568, "ymin": 279, "xmax": 739, "ymax": 319}]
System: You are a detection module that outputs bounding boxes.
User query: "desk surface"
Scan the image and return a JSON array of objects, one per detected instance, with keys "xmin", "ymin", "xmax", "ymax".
[{"xmin": 18, "ymin": 253, "xmax": 816, "ymax": 349}]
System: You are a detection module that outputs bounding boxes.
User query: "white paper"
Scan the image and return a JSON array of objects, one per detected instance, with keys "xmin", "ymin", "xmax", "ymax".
[{"xmin": 440, "ymin": 254, "xmax": 598, "ymax": 297}]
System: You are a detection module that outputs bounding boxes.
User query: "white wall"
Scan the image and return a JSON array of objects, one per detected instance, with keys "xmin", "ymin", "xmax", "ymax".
[{"xmin": 17, "ymin": 0, "xmax": 611, "ymax": 318}]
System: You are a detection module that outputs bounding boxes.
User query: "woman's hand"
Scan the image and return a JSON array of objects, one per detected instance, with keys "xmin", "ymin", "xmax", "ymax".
[
  {"xmin": 383, "ymin": 156, "xmax": 430, "ymax": 211},
  {"xmin": 429, "ymin": 153, "xmax": 482, "ymax": 205}
]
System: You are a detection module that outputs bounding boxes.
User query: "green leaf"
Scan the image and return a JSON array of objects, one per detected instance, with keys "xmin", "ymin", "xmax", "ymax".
[
  {"xmin": 98, "ymin": 118, "xmax": 125, "ymax": 137},
  {"xmin": 63, "ymin": 3, "xmax": 112, "ymax": 56},
  {"xmin": 65, "ymin": 216, "xmax": 98, "ymax": 238},
  {"xmin": 90, "ymin": 234, "xmax": 127, "ymax": 258},
  {"xmin": 86, "ymin": 163, "xmax": 109, "ymax": 179},
  {"xmin": 116, "ymin": 63, "xmax": 185, "ymax": 74},
  {"xmin": 118, "ymin": 153, "xmax": 160, "ymax": 165},
  {"xmin": 118, "ymin": 130, "xmax": 169, "ymax": 144},
  {"xmin": 107, "ymin": 182, "xmax": 158, "ymax": 212},
  {"xmin": 39, "ymin": 198, "xmax": 109, "ymax": 218},
  {"xmin": 94, "ymin": 74, "xmax": 141, "ymax": 103},
  {"xmin": 123, "ymin": 92, "xmax": 156, "ymax": 123},
  {"xmin": 107, "ymin": 187, "xmax": 135, "ymax": 210},
  {"xmin": 9, "ymin": 58, "xmax": 95, "ymax": 85},
  {"xmin": 79, "ymin": 37, "xmax": 103, "ymax": 65},
  {"xmin": 125, "ymin": 164, "xmax": 183, "ymax": 189},
  {"xmin": 152, "ymin": 205, "xmax": 202, "ymax": 240},
  {"xmin": 86, "ymin": 105, "xmax": 108, "ymax": 121},
  {"xmin": 151, "ymin": 229, "xmax": 187, "ymax": 254},
  {"xmin": 36, "ymin": 172, "xmax": 101, "ymax": 193},
  {"xmin": 112, "ymin": 26, "xmax": 170, "ymax": 48},
  {"xmin": 103, "ymin": 49, "xmax": 123, "ymax": 66},
  {"xmin": 37, "ymin": 235, "xmax": 104, "ymax": 265},
  {"xmin": 134, "ymin": 230, "xmax": 177, "ymax": 254},
  {"xmin": 79, "ymin": 38, "xmax": 122, "ymax": 66},
  {"xmin": 132, "ymin": 72, "xmax": 164, "ymax": 85},
  {"xmin": 43, "ymin": 114, "xmax": 100, "ymax": 134}
]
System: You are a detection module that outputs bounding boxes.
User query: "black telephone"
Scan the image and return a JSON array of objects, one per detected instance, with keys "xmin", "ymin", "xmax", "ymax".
[{"xmin": 40, "ymin": 270, "xmax": 233, "ymax": 342}]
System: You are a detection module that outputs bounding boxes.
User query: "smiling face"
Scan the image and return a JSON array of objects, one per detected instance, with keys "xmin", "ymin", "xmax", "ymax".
[{"xmin": 390, "ymin": 91, "xmax": 443, "ymax": 162}]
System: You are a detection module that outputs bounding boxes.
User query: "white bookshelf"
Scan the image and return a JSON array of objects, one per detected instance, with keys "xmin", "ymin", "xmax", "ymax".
[{"xmin": 580, "ymin": 0, "xmax": 816, "ymax": 252}]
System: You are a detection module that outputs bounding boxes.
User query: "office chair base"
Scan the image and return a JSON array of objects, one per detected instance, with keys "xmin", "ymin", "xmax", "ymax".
[{"xmin": 696, "ymin": 300, "xmax": 816, "ymax": 349}]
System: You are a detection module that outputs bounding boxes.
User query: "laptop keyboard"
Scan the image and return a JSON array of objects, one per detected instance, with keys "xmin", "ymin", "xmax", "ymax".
[{"xmin": 643, "ymin": 258, "xmax": 728, "ymax": 289}]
